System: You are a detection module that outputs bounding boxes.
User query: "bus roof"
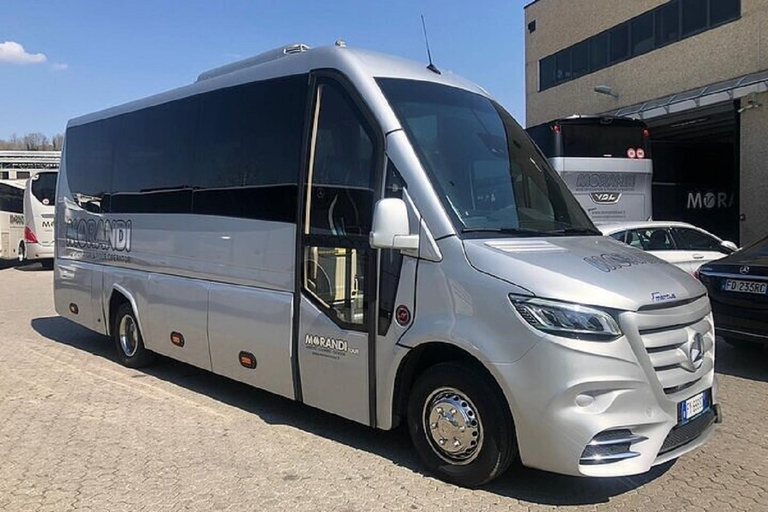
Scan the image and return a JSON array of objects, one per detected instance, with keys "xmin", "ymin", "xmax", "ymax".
[
  {"xmin": 68, "ymin": 43, "xmax": 489, "ymax": 130},
  {"xmin": 0, "ymin": 179, "xmax": 26, "ymax": 190}
]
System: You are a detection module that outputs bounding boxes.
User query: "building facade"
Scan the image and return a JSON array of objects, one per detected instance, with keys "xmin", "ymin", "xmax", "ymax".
[{"xmin": 525, "ymin": 0, "xmax": 767, "ymax": 244}]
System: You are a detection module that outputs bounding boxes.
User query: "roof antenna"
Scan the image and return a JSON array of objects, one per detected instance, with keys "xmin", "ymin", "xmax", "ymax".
[{"xmin": 421, "ymin": 15, "xmax": 441, "ymax": 75}]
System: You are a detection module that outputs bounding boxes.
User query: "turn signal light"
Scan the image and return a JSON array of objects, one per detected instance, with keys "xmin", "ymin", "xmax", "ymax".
[
  {"xmin": 170, "ymin": 332, "xmax": 185, "ymax": 347},
  {"xmin": 24, "ymin": 227, "xmax": 38, "ymax": 243},
  {"xmin": 239, "ymin": 351, "xmax": 257, "ymax": 369}
]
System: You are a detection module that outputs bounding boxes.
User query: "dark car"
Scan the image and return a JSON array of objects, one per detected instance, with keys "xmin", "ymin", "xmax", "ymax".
[{"xmin": 698, "ymin": 235, "xmax": 768, "ymax": 348}]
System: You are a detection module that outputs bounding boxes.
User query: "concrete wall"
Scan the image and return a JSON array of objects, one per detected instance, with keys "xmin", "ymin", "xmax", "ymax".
[
  {"xmin": 739, "ymin": 91, "xmax": 768, "ymax": 245},
  {"xmin": 525, "ymin": 0, "xmax": 768, "ymax": 126}
]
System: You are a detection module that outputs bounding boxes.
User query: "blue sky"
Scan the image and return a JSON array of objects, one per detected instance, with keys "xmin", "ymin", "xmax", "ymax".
[{"xmin": 0, "ymin": 0, "xmax": 526, "ymax": 139}]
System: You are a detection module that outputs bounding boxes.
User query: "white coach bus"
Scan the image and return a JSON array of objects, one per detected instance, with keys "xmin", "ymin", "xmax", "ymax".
[
  {"xmin": 21, "ymin": 170, "xmax": 57, "ymax": 268},
  {"xmin": 0, "ymin": 180, "xmax": 25, "ymax": 260},
  {"xmin": 55, "ymin": 43, "xmax": 718, "ymax": 487},
  {"xmin": 527, "ymin": 116, "xmax": 653, "ymax": 223}
]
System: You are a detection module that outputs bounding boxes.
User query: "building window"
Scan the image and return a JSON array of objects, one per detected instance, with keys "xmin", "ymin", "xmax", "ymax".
[
  {"xmin": 590, "ymin": 32, "xmax": 609, "ymax": 71},
  {"xmin": 539, "ymin": 56, "xmax": 555, "ymax": 90},
  {"xmin": 655, "ymin": 1, "xmax": 680, "ymax": 46},
  {"xmin": 632, "ymin": 12, "xmax": 655, "ymax": 56},
  {"xmin": 609, "ymin": 24, "xmax": 630, "ymax": 63},
  {"xmin": 682, "ymin": 0, "xmax": 708, "ymax": 36},
  {"xmin": 555, "ymin": 48, "xmax": 572, "ymax": 82},
  {"xmin": 711, "ymin": 0, "xmax": 740, "ymax": 26},
  {"xmin": 571, "ymin": 40, "xmax": 590, "ymax": 78},
  {"xmin": 538, "ymin": 0, "xmax": 740, "ymax": 91}
]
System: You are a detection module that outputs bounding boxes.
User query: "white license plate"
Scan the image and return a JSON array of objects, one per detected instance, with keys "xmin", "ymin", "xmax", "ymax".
[
  {"xmin": 723, "ymin": 279, "xmax": 768, "ymax": 295},
  {"xmin": 680, "ymin": 391, "xmax": 709, "ymax": 423}
]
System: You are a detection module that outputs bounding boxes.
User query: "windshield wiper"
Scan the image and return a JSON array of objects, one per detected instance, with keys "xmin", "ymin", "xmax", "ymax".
[
  {"xmin": 461, "ymin": 227, "xmax": 550, "ymax": 237},
  {"xmin": 546, "ymin": 227, "xmax": 603, "ymax": 236}
]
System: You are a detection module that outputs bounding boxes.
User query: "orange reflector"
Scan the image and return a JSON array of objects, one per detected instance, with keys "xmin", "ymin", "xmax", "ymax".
[
  {"xmin": 69, "ymin": 303, "xmax": 79, "ymax": 315},
  {"xmin": 239, "ymin": 351, "xmax": 257, "ymax": 369},
  {"xmin": 170, "ymin": 332, "xmax": 185, "ymax": 347}
]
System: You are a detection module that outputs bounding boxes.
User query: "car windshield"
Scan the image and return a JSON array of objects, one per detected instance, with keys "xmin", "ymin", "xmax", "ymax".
[{"xmin": 377, "ymin": 78, "xmax": 597, "ymax": 236}]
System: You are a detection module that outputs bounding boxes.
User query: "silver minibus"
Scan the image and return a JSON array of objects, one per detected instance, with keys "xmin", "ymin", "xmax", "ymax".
[{"xmin": 55, "ymin": 43, "xmax": 718, "ymax": 487}]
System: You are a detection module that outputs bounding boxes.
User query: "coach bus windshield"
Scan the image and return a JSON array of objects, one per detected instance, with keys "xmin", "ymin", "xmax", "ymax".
[
  {"xmin": 377, "ymin": 78, "xmax": 597, "ymax": 237},
  {"xmin": 560, "ymin": 120, "xmax": 649, "ymax": 158}
]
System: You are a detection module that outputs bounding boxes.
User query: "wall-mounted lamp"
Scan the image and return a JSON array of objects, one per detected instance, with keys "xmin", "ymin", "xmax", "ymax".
[
  {"xmin": 737, "ymin": 92, "xmax": 762, "ymax": 114},
  {"xmin": 594, "ymin": 85, "xmax": 619, "ymax": 100}
]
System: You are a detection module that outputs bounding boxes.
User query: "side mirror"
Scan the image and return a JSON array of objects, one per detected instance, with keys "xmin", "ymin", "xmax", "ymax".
[
  {"xmin": 369, "ymin": 198, "xmax": 419, "ymax": 250},
  {"xmin": 721, "ymin": 240, "xmax": 738, "ymax": 254}
]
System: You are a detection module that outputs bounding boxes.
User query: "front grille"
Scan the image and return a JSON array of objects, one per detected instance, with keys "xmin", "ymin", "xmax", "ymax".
[
  {"xmin": 631, "ymin": 297, "xmax": 714, "ymax": 397},
  {"xmin": 659, "ymin": 409, "xmax": 716, "ymax": 454}
]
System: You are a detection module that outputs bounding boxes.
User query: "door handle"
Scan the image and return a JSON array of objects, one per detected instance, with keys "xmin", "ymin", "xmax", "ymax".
[{"xmin": 693, "ymin": 254, "xmax": 704, "ymax": 259}]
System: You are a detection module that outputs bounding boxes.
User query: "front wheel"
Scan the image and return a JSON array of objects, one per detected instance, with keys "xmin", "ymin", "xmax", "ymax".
[
  {"xmin": 113, "ymin": 303, "xmax": 155, "ymax": 368},
  {"xmin": 407, "ymin": 362, "xmax": 518, "ymax": 487}
]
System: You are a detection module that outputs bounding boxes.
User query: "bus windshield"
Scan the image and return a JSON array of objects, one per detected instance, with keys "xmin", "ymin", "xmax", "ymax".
[
  {"xmin": 377, "ymin": 79, "xmax": 596, "ymax": 236},
  {"xmin": 561, "ymin": 121, "xmax": 648, "ymax": 158},
  {"xmin": 31, "ymin": 172, "xmax": 57, "ymax": 205}
]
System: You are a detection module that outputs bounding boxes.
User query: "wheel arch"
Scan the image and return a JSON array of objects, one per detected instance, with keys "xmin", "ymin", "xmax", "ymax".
[
  {"xmin": 107, "ymin": 284, "xmax": 144, "ymax": 338},
  {"xmin": 391, "ymin": 342, "xmax": 513, "ymax": 430}
]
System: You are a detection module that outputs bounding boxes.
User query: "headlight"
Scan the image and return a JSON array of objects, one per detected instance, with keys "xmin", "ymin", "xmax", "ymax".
[{"xmin": 509, "ymin": 295, "xmax": 622, "ymax": 340}]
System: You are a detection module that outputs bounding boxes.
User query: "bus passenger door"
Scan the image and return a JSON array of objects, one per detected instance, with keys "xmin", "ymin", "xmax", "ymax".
[{"xmin": 296, "ymin": 76, "xmax": 381, "ymax": 425}]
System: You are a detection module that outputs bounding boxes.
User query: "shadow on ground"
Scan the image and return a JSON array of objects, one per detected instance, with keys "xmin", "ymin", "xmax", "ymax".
[
  {"xmin": 32, "ymin": 314, "xmax": 675, "ymax": 504},
  {"xmin": 0, "ymin": 260, "xmax": 51, "ymax": 272},
  {"xmin": 714, "ymin": 336, "xmax": 768, "ymax": 383}
]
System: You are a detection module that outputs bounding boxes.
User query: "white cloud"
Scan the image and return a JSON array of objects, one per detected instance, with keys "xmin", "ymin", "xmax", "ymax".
[
  {"xmin": 0, "ymin": 41, "xmax": 47, "ymax": 64},
  {"xmin": 51, "ymin": 63, "xmax": 68, "ymax": 71}
]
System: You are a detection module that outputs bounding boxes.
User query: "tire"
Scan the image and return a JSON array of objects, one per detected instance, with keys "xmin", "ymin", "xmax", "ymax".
[
  {"xmin": 17, "ymin": 242, "xmax": 25, "ymax": 263},
  {"xmin": 113, "ymin": 303, "xmax": 155, "ymax": 368},
  {"xmin": 407, "ymin": 361, "xmax": 518, "ymax": 488}
]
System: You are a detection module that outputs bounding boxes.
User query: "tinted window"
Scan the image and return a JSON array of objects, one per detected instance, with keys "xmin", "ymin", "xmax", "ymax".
[
  {"xmin": 16, "ymin": 171, "xmax": 30, "ymax": 180},
  {"xmin": 31, "ymin": 172, "xmax": 57, "ymax": 205},
  {"xmin": 111, "ymin": 97, "xmax": 198, "ymax": 213},
  {"xmin": 560, "ymin": 121, "xmax": 648, "ymax": 158},
  {"xmin": 555, "ymin": 48, "xmax": 571, "ymax": 83},
  {"xmin": 540, "ymin": 56, "xmax": 555, "ymax": 90},
  {"xmin": 66, "ymin": 120, "xmax": 114, "ymax": 213},
  {"xmin": 711, "ymin": 0, "xmax": 740, "ymax": 25},
  {"xmin": 609, "ymin": 24, "xmax": 630, "ymax": 63},
  {"xmin": 632, "ymin": 12, "xmax": 655, "ymax": 55},
  {"xmin": 571, "ymin": 40, "xmax": 590, "ymax": 78},
  {"xmin": 0, "ymin": 171, "xmax": 8, "ymax": 180},
  {"xmin": 673, "ymin": 227, "xmax": 721, "ymax": 251},
  {"xmin": 656, "ymin": 1, "xmax": 680, "ymax": 46},
  {"xmin": 590, "ymin": 32, "xmax": 609, "ymax": 70},
  {"xmin": 682, "ymin": 0, "xmax": 708, "ymax": 36},
  {"xmin": 308, "ymin": 81, "xmax": 377, "ymax": 236},
  {"xmin": 0, "ymin": 183, "xmax": 23, "ymax": 213},
  {"xmin": 192, "ymin": 75, "xmax": 307, "ymax": 222}
]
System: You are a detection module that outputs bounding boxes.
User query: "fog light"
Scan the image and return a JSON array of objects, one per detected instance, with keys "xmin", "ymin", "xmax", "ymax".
[{"xmin": 576, "ymin": 394, "xmax": 595, "ymax": 407}]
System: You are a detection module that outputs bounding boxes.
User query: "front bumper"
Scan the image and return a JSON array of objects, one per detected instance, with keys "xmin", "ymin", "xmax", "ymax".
[{"xmin": 495, "ymin": 296, "xmax": 717, "ymax": 477}]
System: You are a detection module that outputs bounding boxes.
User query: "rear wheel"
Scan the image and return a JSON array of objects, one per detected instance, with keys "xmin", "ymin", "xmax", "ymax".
[
  {"xmin": 17, "ymin": 242, "xmax": 25, "ymax": 263},
  {"xmin": 407, "ymin": 362, "xmax": 517, "ymax": 488},
  {"xmin": 113, "ymin": 303, "xmax": 155, "ymax": 368}
]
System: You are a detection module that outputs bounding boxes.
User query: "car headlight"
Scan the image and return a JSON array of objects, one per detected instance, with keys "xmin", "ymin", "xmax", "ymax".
[{"xmin": 509, "ymin": 295, "xmax": 622, "ymax": 340}]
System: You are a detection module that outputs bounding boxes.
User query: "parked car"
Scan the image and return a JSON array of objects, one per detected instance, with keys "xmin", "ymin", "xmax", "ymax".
[
  {"xmin": 698, "ymin": 235, "xmax": 768, "ymax": 348},
  {"xmin": 598, "ymin": 221, "xmax": 738, "ymax": 274}
]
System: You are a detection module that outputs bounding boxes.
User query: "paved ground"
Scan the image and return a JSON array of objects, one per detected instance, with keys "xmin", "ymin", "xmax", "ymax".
[{"xmin": 1, "ymin": 263, "xmax": 767, "ymax": 512}]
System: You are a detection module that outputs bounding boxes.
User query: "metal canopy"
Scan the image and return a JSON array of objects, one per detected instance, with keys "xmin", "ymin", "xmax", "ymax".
[{"xmin": 604, "ymin": 69, "xmax": 768, "ymax": 120}]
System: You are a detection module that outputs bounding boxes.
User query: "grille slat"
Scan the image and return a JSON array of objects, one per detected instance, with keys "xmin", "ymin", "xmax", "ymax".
[{"xmin": 630, "ymin": 297, "xmax": 714, "ymax": 396}]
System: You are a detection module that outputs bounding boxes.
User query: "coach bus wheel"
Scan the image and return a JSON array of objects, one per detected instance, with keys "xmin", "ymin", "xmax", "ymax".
[
  {"xmin": 113, "ymin": 303, "xmax": 155, "ymax": 368},
  {"xmin": 17, "ymin": 242, "xmax": 25, "ymax": 263},
  {"xmin": 407, "ymin": 361, "xmax": 517, "ymax": 488}
]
